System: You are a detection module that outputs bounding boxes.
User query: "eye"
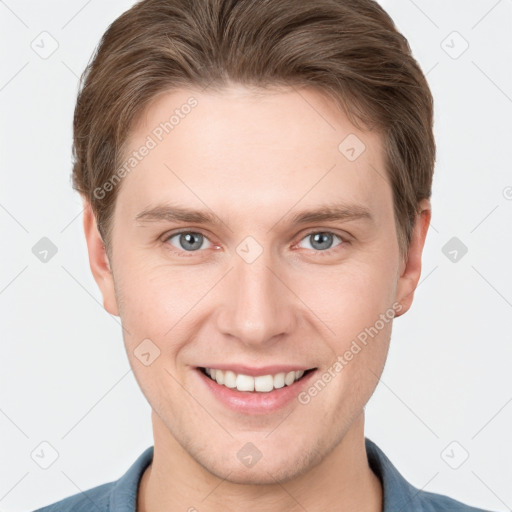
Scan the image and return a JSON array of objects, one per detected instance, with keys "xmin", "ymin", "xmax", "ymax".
[
  {"xmin": 296, "ymin": 230, "xmax": 345, "ymax": 254},
  {"xmin": 161, "ymin": 229, "xmax": 347, "ymax": 257},
  {"xmin": 164, "ymin": 230, "xmax": 213, "ymax": 254}
]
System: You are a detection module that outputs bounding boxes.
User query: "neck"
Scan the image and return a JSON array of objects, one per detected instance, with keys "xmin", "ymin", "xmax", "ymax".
[{"xmin": 137, "ymin": 412, "xmax": 382, "ymax": 512}]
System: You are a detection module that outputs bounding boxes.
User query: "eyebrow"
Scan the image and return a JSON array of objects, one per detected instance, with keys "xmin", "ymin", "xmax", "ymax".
[{"xmin": 134, "ymin": 202, "xmax": 374, "ymax": 228}]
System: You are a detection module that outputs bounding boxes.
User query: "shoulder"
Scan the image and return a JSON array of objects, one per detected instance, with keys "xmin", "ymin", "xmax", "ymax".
[
  {"xmin": 31, "ymin": 445, "xmax": 154, "ymax": 512},
  {"xmin": 415, "ymin": 488, "xmax": 496, "ymax": 512},
  {"xmin": 364, "ymin": 437, "xmax": 498, "ymax": 512},
  {"xmin": 30, "ymin": 481, "xmax": 113, "ymax": 512}
]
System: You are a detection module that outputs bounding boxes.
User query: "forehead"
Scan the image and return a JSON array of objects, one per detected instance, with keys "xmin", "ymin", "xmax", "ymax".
[{"xmin": 115, "ymin": 85, "xmax": 391, "ymax": 226}]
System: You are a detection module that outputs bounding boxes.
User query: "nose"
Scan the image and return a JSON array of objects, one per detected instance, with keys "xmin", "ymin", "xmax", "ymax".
[{"xmin": 215, "ymin": 250, "xmax": 297, "ymax": 349}]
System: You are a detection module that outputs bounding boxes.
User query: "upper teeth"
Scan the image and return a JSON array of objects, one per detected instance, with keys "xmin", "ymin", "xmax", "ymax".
[{"xmin": 204, "ymin": 368, "xmax": 305, "ymax": 393}]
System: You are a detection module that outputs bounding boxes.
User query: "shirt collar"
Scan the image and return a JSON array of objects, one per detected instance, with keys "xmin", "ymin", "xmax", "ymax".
[
  {"xmin": 365, "ymin": 436, "xmax": 423, "ymax": 510},
  {"xmin": 109, "ymin": 438, "xmax": 419, "ymax": 511},
  {"xmin": 110, "ymin": 445, "xmax": 153, "ymax": 511}
]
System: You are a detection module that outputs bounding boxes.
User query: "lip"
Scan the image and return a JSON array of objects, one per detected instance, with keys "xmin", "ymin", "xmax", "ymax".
[
  {"xmin": 197, "ymin": 364, "xmax": 315, "ymax": 377},
  {"xmin": 195, "ymin": 366, "xmax": 318, "ymax": 415}
]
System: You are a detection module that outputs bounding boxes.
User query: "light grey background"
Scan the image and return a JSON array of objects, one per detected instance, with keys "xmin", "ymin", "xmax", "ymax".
[{"xmin": 1, "ymin": 0, "xmax": 511, "ymax": 510}]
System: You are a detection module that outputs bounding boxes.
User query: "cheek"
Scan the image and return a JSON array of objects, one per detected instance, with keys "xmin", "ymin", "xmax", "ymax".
[
  {"xmin": 114, "ymin": 265, "xmax": 201, "ymax": 403},
  {"xmin": 293, "ymin": 257, "xmax": 397, "ymax": 332},
  {"xmin": 291, "ymin": 256, "xmax": 397, "ymax": 392},
  {"xmin": 113, "ymin": 261, "xmax": 217, "ymax": 374},
  {"xmin": 116, "ymin": 258, "xmax": 205, "ymax": 324}
]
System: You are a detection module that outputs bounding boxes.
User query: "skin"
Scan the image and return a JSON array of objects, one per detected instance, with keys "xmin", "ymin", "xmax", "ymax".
[{"xmin": 83, "ymin": 84, "xmax": 431, "ymax": 512}]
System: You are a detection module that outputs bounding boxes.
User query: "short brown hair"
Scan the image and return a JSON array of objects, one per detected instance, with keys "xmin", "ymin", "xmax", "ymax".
[{"xmin": 72, "ymin": 0, "xmax": 435, "ymax": 262}]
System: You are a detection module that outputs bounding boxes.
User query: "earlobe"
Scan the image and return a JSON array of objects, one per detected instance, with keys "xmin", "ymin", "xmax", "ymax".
[
  {"xmin": 394, "ymin": 199, "xmax": 432, "ymax": 318},
  {"xmin": 82, "ymin": 199, "xmax": 120, "ymax": 317}
]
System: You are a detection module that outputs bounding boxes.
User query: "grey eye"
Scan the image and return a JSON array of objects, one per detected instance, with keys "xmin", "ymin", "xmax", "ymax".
[
  {"xmin": 299, "ymin": 232, "xmax": 342, "ymax": 251},
  {"xmin": 169, "ymin": 232, "xmax": 209, "ymax": 252}
]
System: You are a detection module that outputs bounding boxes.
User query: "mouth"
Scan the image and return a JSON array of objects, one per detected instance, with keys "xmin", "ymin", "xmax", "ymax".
[{"xmin": 198, "ymin": 366, "xmax": 317, "ymax": 393}]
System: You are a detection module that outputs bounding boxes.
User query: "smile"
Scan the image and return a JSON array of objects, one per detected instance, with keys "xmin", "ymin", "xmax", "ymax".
[{"xmin": 199, "ymin": 367, "xmax": 315, "ymax": 393}]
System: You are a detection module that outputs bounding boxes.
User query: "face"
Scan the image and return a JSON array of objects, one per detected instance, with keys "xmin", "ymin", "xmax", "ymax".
[{"xmin": 84, "ymin": 84, "xmax": 429, "ymax": 484}]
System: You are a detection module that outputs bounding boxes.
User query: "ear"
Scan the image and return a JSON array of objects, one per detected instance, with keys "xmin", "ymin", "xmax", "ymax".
[
  {"xmin": 394, "ymin": 199, "xmax": 431, "ymax": 318},
  {"xmin": 82, "ymin": 198, "xmax": 120, "ymax": 316}
]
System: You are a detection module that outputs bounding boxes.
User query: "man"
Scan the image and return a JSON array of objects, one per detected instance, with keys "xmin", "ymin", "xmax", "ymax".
[{"xmin": 33, "ymin": 0, "xmax": 496, "ymax": 510}]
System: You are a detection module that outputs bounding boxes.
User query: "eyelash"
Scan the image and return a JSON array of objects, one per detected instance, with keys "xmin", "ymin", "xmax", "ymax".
[{"xmin": 161, "ymin": 228, "xmax": 349, "ymax": 258}]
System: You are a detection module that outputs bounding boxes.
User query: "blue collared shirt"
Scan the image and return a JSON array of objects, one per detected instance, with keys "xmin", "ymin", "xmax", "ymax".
[{"xmin": 32, "ymin": 437, "xmax": 496, "ymax": 511}]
